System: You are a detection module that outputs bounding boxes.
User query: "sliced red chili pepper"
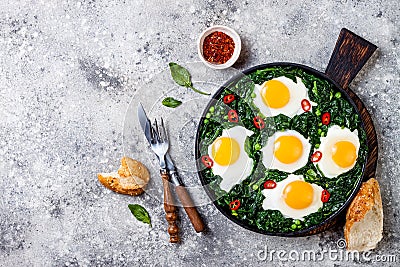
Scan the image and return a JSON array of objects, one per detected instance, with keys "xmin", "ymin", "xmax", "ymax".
[
  {"xmin": 223, "ymin": 94, "xmax": 235, "ymax": 104},
  {"xmin": 311, "ymin": 151, "xmax": 322, "ymax": 162},
  {"xmin": 321, "ymin": 189, "xmax": 330, "ymax": 203},
  {"xmin": 227, "ymin": 109, "xmax": 239, "ymax": 123},
  {"xmin": 201, "ymin": 155, "xmax": 213, "ymax": 168},
  {"xmin": 263, "ymin": 180, "xmax": 277, "ymax": 189},
  {"xmin": 322, "ymin": 112, "xmax": 331, "ymax": 125},
  {"xmin": 301, "ymin": 99, "xmax": 311, "ymax": 112},
  {"xmin": 229, "ymin": 199, "xmax": 240, "ymax": 210},
  {"xmin": 253, "ymin": 116, "xmax": 265, "ymax": 129}
]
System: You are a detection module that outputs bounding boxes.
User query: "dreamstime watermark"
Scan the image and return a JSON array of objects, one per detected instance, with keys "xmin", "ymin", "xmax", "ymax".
[{"xmin": 256, "ymin": 239, "xmax": 397, "ymax": 263}]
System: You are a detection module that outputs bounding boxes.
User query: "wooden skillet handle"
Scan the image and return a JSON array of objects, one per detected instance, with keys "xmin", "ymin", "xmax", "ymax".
[
  {"xmin": 325, "ymin": 28, "xmax": 377, "ymax": 89},
  {"xmin": 175, "ymin": 185, "xmax": 206, "ymax": 233},
  {"xmin": 325, "ymin": 28, "xmax": 378, "ymax": 180},
  {"xmin": 161, "ymin": 172, "xmax": 179, "ymax": 243}
]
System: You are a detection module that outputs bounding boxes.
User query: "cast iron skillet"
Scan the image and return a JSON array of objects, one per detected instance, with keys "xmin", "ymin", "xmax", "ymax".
[{"xmin": 195, "ymin": 28, "xmax": 378, "ymax": 236}]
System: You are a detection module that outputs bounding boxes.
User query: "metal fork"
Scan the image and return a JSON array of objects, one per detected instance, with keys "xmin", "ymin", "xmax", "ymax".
[
  {"xmin": 151, "ymin": 118, "xmax": 206, "ymax": 235},
  {"xmin": 150, "ymin": 118, "xmax": 169, "ymax": 170},
  {"xmin": 150, "ymin": 118, "xmax": 180, "ymax": 243}
]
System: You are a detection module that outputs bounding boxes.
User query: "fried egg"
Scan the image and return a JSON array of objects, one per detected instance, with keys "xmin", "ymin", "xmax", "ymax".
[
  {"xmin": 208, "ymin": 126, "xmax": 254, "ymax": 192},
  {"xmin": 315, "ymin": 125, "xmax": 360, "ymax": 178},
  {"xmin": 261, "ymin": 130, "xmax": 311, "ymax": 172},
  {"xmin": 262, "ymin": 174, "xmax": 324, "ymax": 220},
  {"xmin": 253, "ymin": 76, "xmax": 313, "ymax": 118}
]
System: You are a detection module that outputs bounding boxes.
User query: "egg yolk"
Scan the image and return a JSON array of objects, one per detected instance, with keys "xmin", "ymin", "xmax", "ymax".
[
  {"xmin": 211, "ymin": 137, "xmax": 240, "ymax": 166},
  {"xmin": 332, "ymin": 141, "xmax": 357, "ymax": 168},
  {"xmin": 283, "ymin": 180, "xmax": 314, "ymax": 209},
  {"xmin": 261, "ymin": 80, "xmax": 290, "ymax": 108},
  {"xmin": 274, "ymin": 136, "xmax": 303, "ymax": 164}
]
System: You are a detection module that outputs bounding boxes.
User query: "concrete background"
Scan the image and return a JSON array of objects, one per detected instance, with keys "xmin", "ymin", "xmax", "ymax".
[{"xmin": 0, "ymin": 0, "xmax": 399, "ymax": 266}]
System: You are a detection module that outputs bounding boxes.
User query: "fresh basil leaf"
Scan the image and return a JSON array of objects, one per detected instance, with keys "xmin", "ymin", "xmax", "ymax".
[
  {"xmin": 162, "ymin": 97, "xmax": 182, "ymax": 108},
  {"xmin": 128, "ymin": 204, "xmax": 151, "ymax": 227},
  {"xmin": 168, "ymin": 62, "xmax": 210, "ymax": 95}
]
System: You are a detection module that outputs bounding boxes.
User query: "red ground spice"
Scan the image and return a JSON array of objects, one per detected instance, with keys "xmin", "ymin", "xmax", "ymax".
[{"xmin": 203, "ymin": 31, "xmax": 235, "ymax": 64}]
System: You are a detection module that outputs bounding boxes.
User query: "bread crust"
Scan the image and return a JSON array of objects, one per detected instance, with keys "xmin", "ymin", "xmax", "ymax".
[
  {"xmin": 98, "ymin": 173, "xmax": 145, "ymax": 196},
  {"xmin": 97, "ymin": 157, "xmax": 150, "ymax": 196},
  {"xmin": 344, "ymin": 178, "xmax": 383, "ymax": 250}
]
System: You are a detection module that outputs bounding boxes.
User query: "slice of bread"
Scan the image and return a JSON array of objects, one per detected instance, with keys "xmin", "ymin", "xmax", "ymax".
[
  {"xmin": 98, "ymin": 157, "xmax": 150, "ymax": 196},
  {"xmin": 344, "ymin": 178, "xmax": 383, "ymax": 251},
  {"xmin": 117, "ymin": 156, "xmax": 150, "ymax": 186}
]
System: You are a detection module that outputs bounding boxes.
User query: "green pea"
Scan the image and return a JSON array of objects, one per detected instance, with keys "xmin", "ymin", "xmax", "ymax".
[
  {"xmin": 209, "ymin": 106, "xmax": 215, "ymax": 113},
  {"xmin": 335, "ymin": 92, "xmax": 341, "ymax": 98},
  {"xmin": 232, "ymin": 211, "xmax": 238, "ymax": 216},
  {"xmin": 252, "ymin": 184, "xmax": 259, "ymax": 190},
  {"xmin": 315, "ymin": 144, "xmax": 320, "ymax": 148},
  {"xmin": 294, "ymin": 219, "xmax": 301, "ymax": 225},
  {"xmin": 204, "ymin": 119, "xmax": 209, "ymax": 124},
  {"xmin": 318, "ymin": 123, "xmax": 322, "ymax": 126},
  {"xmin": 251, "ymin": 92, "xmax": 256, "ymax": 98},
  {"xmin": 206, "ymin": 113, "xmax": 211, "ymax": 119},
  {"xmin": 321, "ymin": 132, "xmax": 325, "ymax": 137},
  {"xmin": 318, "ymin": 129, "xmax": 322, "ymax": 134},
  {"xmin": 224, "ymin": 115, "xmax": 228, "ymax": 120},
  {"xmin": 291, "ymin": 224, "xmax": 297, "ymax": 230},
  {"xmin": 315, "ymin": 109, "xmax": 321, "ymax": 116},
  {"xmin": 254, "ymin": 143, "xmax": 261, "ymax": 150}
]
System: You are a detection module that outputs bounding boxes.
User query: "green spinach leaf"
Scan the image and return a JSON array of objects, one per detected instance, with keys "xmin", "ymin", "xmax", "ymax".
[
  {"xmin": 169, "ymin": 62, "xmax": 210, "ymax": 95},
  {"xmin": 162, "ymin": 97, "xmax": 182, "ymax": 108},
  {"xmin": 128, "ymin": 204, "xmax": 151, "ymax": 227}
]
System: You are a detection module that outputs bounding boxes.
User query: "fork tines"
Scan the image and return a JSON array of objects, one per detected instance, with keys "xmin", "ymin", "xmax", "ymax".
[
  {"xmin": 160, "ymin": 118, "xmax": 168, "ymax": 143},
  {"xmin": 152, "ymin": 118, "xmax": 168, "ymax": 143}
]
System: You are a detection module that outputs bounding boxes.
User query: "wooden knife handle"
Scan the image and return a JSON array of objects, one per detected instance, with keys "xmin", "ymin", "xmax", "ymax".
[
  {"xmin": 161, "ymin": 172, "xmax": 179, "ymax": 243},
  {"xmin": 175, "ymin": 185, "xmax": 206, "ymax": 233}
]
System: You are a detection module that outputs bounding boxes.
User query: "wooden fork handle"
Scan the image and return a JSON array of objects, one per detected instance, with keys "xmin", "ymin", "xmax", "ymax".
[
  {"xmin": 175, "ymin": 185, "xmax": 206, "ymax": 233},
  {"xmin": 161, "ymin": 172, "xmax": 179, "ymax": 243}
]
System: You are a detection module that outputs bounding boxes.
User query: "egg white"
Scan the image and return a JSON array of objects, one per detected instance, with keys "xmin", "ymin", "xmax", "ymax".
[
  {"xmin": 208, "ymin": 126, "xmax": 254, "ymax": 192},
  {"xmin": 262, "ymin": 174, "xmax": 324, "ymax": 220},
  {"xmin": 253, "ymin": 76, "xmax": 313, "ymax": 118},
  {"xmin": 315, "ymin": 125, "xmax": 360, "ymax": 178},
  {"xmin": 261, "ymin": 130, "xmax": 311, "ymax": 173}
]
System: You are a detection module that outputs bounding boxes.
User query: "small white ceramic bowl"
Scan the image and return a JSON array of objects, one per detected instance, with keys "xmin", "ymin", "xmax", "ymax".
[{"xmin": 197, "ymin": 25, "xmax": 241, "ymax": 70}]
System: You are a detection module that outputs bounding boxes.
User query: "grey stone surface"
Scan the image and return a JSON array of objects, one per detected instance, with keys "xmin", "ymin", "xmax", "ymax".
[{"xmin": 0, "ymin": 0, "xmax": 399, "ymax": 266}]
